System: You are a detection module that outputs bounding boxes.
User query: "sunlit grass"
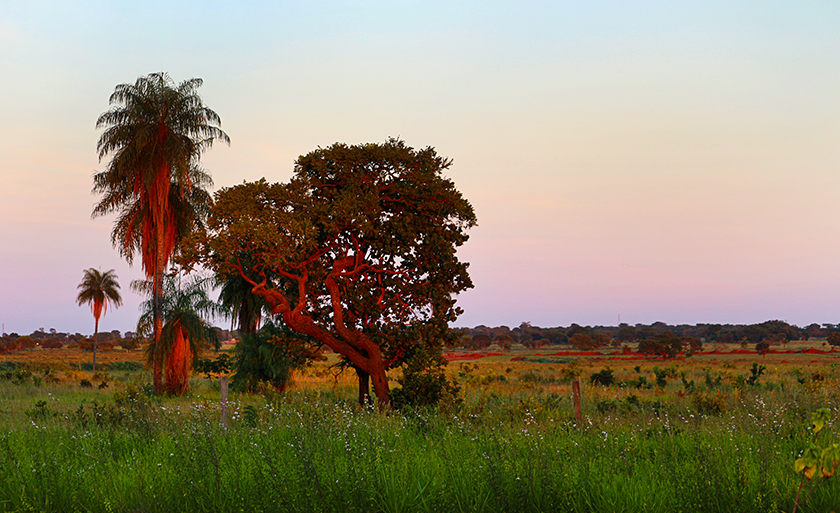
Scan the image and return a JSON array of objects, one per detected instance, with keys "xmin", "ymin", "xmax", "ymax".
[{"xmin": 0, "ymin": 344, "xmax": 839, "ymax": 512}]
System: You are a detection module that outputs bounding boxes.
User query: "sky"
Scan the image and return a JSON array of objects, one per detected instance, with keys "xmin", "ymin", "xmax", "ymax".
[{"xmin": 1, "ymin": 1, "xmax": 839, "ymax": 335}]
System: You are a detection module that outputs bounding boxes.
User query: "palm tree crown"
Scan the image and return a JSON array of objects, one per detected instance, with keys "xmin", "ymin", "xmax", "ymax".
[
  {"xmin": 92, "ymin": 72, "xmax": 228, "ymax": 275},
  {"xmin": 76, "ymin": 268, "xmax": 122, "ymax": 373}
]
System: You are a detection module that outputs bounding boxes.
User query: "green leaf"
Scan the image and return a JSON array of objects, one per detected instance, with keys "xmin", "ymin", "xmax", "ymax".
[{"xmin": 812, "ymin": 408, "xmax": 830, "ymax": 434}]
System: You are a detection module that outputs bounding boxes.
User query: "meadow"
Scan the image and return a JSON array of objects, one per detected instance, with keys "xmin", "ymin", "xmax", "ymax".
[{"xmin": 0, "ymin": 342, "xmax": 838, "ymax": 513}]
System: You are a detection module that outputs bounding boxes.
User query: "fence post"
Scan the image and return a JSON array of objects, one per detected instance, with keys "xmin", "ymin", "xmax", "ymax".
[
  {"xmin": 572, "ymin": 379, "xmax": 582, "ymax": 424},
  {"xmin": 220, "ymin": 376, "xmax": 229, "ymax": 428}
]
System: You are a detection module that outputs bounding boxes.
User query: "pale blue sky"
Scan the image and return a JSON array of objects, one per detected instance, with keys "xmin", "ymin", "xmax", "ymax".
[{"xmin": 1, "ymin": 1, "xmax": 838, "ymax": 335}]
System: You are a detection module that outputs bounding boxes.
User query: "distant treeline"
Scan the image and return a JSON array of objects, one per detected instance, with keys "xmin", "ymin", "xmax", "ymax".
[
  {"xmin": 0, "ymin": 326, "xmax": 235, "ymax": 354},
  {"xmin": 455, "ymin": 320, "xmax": 840, "ymax": 352}
]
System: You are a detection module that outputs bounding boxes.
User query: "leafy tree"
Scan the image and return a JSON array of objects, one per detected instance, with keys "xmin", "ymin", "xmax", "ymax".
[
  {"xmin": 76, "ymin": 268, "xmax": 123, "ymax": 373},
  {"xmin": 616, "ymin": 326, "xmax": 637, "ymax": 342},
  {"xmin": 495, "ymin": 333, "xmax": 513, "ymax": 352},
  {"xmin": 569, "ymin": 333, "xmax": 597, "ymax": 350},
  {"xmin": 827, "ymin": 332, "xmax": 840, "ymax": 350},
  {"xmin": 187, "ymin": 139, "xmax": 476, "ymax": 409},
  {"xmin": 468, "ymin": 333, "xmax": 492, "ymax": 350},
  {"xmin": 13, "ymin": 336, "xmax": 35, "ymax": 351},
  {"xmin": 93, "ymin": 72, "xmax": 228, "ymax": 393},
  {"xmin": 638, "ymin": 331, "xmax": 686, "ymax": 358},
  {"xmin": 135, "ymin": 274, "xmax": 219, "ymax": 395},
  {"xmin": 683, "ymin": 336, "xmax": 702, "ymax": 354},
  {"xmin": 591, "ymin": 332, "xmax": 611, "ymax": 348}
]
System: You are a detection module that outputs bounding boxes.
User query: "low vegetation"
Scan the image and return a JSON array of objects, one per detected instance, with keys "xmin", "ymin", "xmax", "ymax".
[{"xmin": 1, "ymin": 342, "xmax": 839, "ymax": 512}]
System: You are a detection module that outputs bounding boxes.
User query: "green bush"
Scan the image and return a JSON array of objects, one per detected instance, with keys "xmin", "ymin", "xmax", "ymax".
[
  {"xmin": 589, "ymin": 368, "xmax": 615, "ymax": 386},
  {"xmin": 392, "ymin": 365, "xmax": 461, "ymax": 410},
  {"xmin": 231, "ymin": 322, "xmax": 318, "ymax": 393},
  {"xmin": 391, "ymin": 347, "xmax": 461, "ymax": 410}
]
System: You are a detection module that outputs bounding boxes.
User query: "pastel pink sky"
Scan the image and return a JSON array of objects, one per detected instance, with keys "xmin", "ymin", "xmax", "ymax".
[{"xmin": 1, "ymin": 1, "xmax": 839, "ymax": 335}]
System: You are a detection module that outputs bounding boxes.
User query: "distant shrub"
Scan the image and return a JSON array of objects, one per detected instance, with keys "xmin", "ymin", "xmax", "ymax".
[
  {"xmin": 638, "ymin": 331, "xmax": 685, "ymax": 358},
  {"xmin": 465, "ymin": 333, "xmax": 492, "ymax": 350},
  {"xmin": 14, "ymin": 336, "xmax": 36, "ymax": 351},
  {"xmin": 589, "ymin": 368, "xmax": 615, "ymax": 387},
  {"xmin": 570, "ymin": 333, "xmax": 597, "ymax": 350},
  {"xmin": 40, "ymin": 339, "xmax": 63, "ymax": 349},
  {"xmin": 119, "ymin": 338, "xmax": 140, "ymax": 351},
  {"xmin": 692, "ymin": 390, "xmax": 726, "ymax": 415},
  {"xmin": 108, "ymin": 361, "xmax": 143, "ymax": 372},
  {"xmin": 495, "ymin": 334, "xmax": 513, "ymax": 352}
]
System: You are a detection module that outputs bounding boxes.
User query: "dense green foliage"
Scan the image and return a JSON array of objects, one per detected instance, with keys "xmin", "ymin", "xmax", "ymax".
[
  {"xmin": 188, "ymin": 138, "xmax": 477, "ymax": 408},
  {"xmin": 230, "ymin": 322, "xmax": 318, "ymax": 392}
]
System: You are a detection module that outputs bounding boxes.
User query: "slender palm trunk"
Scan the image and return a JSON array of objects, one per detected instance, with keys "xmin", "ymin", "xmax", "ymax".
[
  {"xmin": 93, "ymin": 317, "xmax": 99, "ymax": 374},
  {"xmin": 152, "ymin": 244, "xmax": 164, "ymax": 394}
]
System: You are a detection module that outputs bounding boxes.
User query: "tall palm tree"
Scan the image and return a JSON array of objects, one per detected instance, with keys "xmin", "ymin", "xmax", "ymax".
[
  {"xmin": 76, "ymin": 268, "xmax": 123, "ymax": 374},
  {"xmin": 135, "ymin": 274, "xmax": 219, "ymax": 395},
  {"xmin": 92, "ymin": 72, "xmax": 229, "ymax": 393}
]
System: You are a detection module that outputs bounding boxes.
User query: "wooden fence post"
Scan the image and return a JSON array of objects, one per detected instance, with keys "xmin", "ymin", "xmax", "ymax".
[
  {"xmin": 572, "ymin": 379, "xmax": 582, "ymax": 424},
  {"xmin": 220, "ymin": 376, "xmax": 229, "ymax": 428}
]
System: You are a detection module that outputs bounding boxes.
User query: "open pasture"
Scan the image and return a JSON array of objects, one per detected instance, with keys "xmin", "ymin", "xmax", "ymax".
[{"xmin": 0, "ymin": 343, "xmax": 839, "ymax": 512}]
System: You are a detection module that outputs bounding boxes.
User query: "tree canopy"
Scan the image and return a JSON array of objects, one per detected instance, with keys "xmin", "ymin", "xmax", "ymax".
[{"xmin": 186, "ymin": 138, "xmax": 476, "ymax": 408}]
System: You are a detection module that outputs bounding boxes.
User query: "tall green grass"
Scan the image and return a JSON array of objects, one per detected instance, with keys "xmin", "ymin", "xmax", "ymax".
[{"xmin": 1, "ymin": 380, "xmax": 839, "ymax": 513}]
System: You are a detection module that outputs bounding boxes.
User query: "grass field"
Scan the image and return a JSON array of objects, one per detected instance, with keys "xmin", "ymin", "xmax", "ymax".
[{"xmin": 1, "ymin": 342, "xmax": 839, "ymax": 512}]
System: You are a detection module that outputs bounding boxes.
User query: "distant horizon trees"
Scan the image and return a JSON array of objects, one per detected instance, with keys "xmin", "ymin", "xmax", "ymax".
[{"xmin": 452, "ymin": 319, "xmax": 836, "ymax": 353}]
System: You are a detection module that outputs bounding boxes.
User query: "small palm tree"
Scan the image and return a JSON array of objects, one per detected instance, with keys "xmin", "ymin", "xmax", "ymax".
[
  {"xmin": 135, "ymin": 274, "xmax": 219, "ymax": 395},
  {"xmin": 216, "ymin": 272, "xmax": 271, "ymax": 335},
  {"xmin": 76, "ymin": 268, "xmax": 123, "ymax": 373}
]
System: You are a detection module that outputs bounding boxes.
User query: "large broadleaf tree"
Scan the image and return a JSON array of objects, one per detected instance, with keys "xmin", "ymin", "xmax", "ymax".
[{"xmin": 185, "ymin": 139, "xmax": 476, "ymax": 409}]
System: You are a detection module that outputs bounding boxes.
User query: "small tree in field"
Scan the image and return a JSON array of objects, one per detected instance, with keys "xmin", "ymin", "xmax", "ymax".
[
  {"xmin": 496, "ymin": 333, "xmax": 513, "ymax": 352},
  {"xmin": 186, "ymin": 139, "xmax": 476, "ymax": 409},
  {"xmin": 570, "ymin": 333, "xmax": 598, "ymax": 350},
  {"xmin": 826, "ymin": 333, "xmax": 840, "ymax": 350},
  {"xmin": 76, "ymin": 268, "xmax": 122, "ymax": 373}
]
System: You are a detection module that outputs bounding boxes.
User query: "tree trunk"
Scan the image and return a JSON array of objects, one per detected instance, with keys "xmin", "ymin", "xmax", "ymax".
[
  {"xmin": 357, "ymin": 368, "xmax": 370, "ymax": 406},
  {"xmin": 92, "ymin": 317, "xmax": 99, "ymax": 375},
  {"xmin": 368, "ymin": 362, "xmax": 392, "ymax": 410},
  {"xmin": 165, "ymin": 327, "xmax": 191, "ymax": 395},
  {"xmin": 152, "ymin": 246, "xmax": 164, "ymax": 395}
]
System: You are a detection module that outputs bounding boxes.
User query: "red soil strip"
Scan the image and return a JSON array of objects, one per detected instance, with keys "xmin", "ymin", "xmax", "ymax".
[{"xmin": 444, "ymin": 352, "xmax": 502, "ymax": 361}]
